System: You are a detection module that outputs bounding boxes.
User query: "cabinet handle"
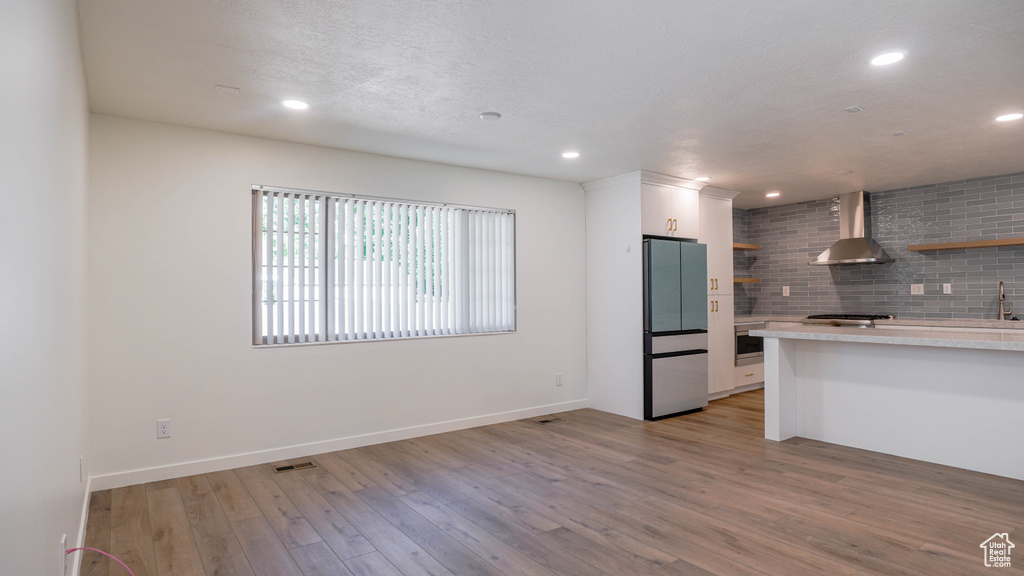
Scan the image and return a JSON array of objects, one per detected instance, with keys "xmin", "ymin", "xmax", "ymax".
[
  {"xmin": 667, "ymin": 218, "xmax": 672, "ymax": 232},
  {"xmin": 672, "ymin": 218, "xmax": 678, "ymax": 231},
  {"xmin": 745, "ymin": 373, "xmax": 754, "ymax": 377}
]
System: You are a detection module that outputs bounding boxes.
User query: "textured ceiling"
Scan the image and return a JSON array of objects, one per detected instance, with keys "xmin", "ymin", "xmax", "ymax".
[{"xmin": 78, "ymin": 0, "xmax": 1024, "ymax": 208}]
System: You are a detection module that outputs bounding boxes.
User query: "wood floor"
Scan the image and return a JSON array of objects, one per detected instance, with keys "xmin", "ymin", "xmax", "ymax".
[{"xmin": 82, "ymin": 390, "xmax": 1024, "ymax": 576}]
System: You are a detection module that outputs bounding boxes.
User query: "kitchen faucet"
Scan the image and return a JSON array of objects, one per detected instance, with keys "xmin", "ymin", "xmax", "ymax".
[{"xmin": 999, "ymin": 281, "xmax": 1012, "ymax": 321}]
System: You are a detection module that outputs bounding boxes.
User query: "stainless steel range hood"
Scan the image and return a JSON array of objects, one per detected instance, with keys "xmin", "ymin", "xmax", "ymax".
[{"xmin": 809, "ymin": 191, "xmax": 894, "ymax": 265}]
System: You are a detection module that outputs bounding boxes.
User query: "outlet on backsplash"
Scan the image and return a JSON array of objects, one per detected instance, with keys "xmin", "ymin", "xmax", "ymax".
[{"xmin": 911, "ymin": 284, "xmax": 924, "ymax": 295}]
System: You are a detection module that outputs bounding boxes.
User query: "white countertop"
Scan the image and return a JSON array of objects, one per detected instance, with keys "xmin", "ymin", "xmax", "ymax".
[
  {"xmin": 751, "ymin": 324, "xmax": 1024, "ymax": 352},
  {"xmin": 876, "ymin": 317, "xmax": 1024, "ymax": 330},
  {"xmin": 736, "ymin": 314, "xmax": 1024, "ymax": 330}
]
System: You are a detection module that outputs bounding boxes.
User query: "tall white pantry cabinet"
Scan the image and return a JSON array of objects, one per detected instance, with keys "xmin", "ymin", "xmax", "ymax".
[
  {"xmin": 584, "ymin": 171, "xmax": 738, "ymax": 420},
  {"xmin": 699, "ymin": 189, "xmax": 737, "ymax": 397}
]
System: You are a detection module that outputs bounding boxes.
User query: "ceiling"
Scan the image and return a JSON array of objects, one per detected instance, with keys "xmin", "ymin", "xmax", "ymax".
[{"xmin": 77, "ymin": 0, "xmax": 1024, "ymax": 208}]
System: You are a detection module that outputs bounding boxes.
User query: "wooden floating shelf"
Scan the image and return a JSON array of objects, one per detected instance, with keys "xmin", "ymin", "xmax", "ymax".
[
  {"xmin": 906, "ymin": 237, "xmax": 1024, "ymax": 252},
  {"xmin": 734, "ymin": 278, "xmax": 761, "ymax": 283},
  {"xmin": 733, "ymin": 242, "xmax": 760, "ymax": 250}
]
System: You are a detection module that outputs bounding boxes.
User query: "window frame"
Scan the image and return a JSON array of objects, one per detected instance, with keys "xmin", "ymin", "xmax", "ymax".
[{"xmin": 251, "ymin": 185, "xmax": 517, "ymax": 347}]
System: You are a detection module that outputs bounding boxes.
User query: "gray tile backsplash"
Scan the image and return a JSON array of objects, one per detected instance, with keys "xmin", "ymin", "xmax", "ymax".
[{"xmin": 733, "ymin": 171, "xmax": 1024, "ymax": 320}]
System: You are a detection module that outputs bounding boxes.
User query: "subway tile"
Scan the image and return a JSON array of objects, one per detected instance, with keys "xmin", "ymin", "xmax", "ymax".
[{"xmin": 740, "ymin": 170, "xmax": 1024, "ymax": 320}]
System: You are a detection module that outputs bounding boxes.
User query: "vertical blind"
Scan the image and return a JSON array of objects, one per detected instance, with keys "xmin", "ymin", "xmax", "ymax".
[{"xmin": 252, "ymin": 186, "xmax": 515, "ymax": 345}]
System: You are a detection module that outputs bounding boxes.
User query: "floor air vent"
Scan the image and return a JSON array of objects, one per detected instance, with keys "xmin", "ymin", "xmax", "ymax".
[
  {"xmin": 272, "ymin": 461, "xmax": 316, "ymax": 473},
  {"xmin": 534, "ymin": 417, "xmax": 563, "ymax": 425}
]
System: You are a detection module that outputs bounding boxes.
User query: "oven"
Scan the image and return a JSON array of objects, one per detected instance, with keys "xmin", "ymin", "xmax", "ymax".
[{"xmin": 735, "ymin": 321, "xmax": 765, "ymax": 366}]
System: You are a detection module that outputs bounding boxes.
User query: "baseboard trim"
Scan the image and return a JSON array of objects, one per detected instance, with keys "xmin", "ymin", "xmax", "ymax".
[
  {"xmin": 69, "ymin": 476, "xmax": 92, "ymax": 576},
  {"xmin": 89, "ymin": 399, "xmax": 589, "ymax": 491},
  {"xmin": 709, "ymin": 382, "xmax": 764, "ymax": 402},
  {"xmin": 732, "ymin": 382, "xmax": 765, "ymax": 394}
]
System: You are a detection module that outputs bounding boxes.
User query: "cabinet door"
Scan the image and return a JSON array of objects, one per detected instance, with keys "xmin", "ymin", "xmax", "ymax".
[
  {"xmin": 707, "ymin": 293, "xmax": 735, "ymax": 393},
  {"xmin": 673, "ymin": 188, "xmax": 700, "ymax": 239},
  {"xmin": 699, "ymin": 193, "xmax": 734, "ymax": 295},
  {"xmin": 641, "ymin": 184, "xmax": 675, "ymax": 236}
]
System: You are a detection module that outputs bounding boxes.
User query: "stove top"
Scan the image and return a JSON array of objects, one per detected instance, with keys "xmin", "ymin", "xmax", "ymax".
[{"xmin": 802, "ymin": 314, "xmax": 893, "ymax": 327}]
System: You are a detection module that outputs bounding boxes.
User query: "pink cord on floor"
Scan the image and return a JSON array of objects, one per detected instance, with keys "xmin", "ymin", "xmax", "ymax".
[{"xmin": 65, "ymin": 547, "xmax": 138, "ymax": 576}]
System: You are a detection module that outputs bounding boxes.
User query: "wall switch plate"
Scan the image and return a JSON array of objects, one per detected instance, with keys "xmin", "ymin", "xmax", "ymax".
[
  {"xmin": 60, "ymin": 534, "xmax": 67, "ymax": 575},
  {"xmin": 782, "ymin": 286, "xmax": 790, "ymax": 297},
  {"xmin": 555, "ymin": 373, "xmax": 564, "ymax": 387},
  {"xmin": 157, "ymin": 419, "xmax": 171, "ymax": 439},
  {"xmin": 943, "ymin": 283, "xmax": 952, "ymax": 294},
  {"xmin": 911, "ymin": 284, "xmax": 924, "ymax": 295}
]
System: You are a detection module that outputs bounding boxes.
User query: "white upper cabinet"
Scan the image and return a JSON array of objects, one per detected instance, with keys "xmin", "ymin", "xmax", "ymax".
[
  {"xmin": 699, "ymin": 190, "xmax": 736, "ymax": 295},
  {"xmin": 640, "ymin": 176, "xmax": 701, "ymax": 239}
]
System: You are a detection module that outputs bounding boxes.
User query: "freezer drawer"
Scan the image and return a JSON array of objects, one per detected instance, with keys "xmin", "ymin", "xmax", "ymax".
[{"xmin": 645, "ymin": 350, "xmax": 709, "ymax": 419}]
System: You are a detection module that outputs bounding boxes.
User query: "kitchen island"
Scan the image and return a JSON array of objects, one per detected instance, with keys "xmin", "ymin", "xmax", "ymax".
[{"xmin": 752, "ymin": 324, "xmax": 1024, "ymax": 481}]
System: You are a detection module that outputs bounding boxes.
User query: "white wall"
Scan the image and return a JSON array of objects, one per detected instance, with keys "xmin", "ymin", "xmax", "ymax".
[
  {"xmin": 584, "ymin": 176, "xmax": 644, "ymax": 419},
  {"xmin": 88, "ymin": 115, "xmax": 587, "ymax": 487},
  {"xmin": 0, "ymin": 0, "xmax": 91, "ymax": 572}
]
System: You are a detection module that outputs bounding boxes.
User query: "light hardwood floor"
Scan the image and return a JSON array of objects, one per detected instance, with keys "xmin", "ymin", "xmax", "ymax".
[{"xmin": 82, "ymin": 390, "xmax": 1024, "ymax": 576}]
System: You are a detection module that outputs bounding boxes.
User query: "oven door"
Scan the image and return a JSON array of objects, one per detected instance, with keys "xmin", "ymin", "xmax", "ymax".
[{"xmin": 735, "ymin": 322, "xmax": 765, "ymax": 366}]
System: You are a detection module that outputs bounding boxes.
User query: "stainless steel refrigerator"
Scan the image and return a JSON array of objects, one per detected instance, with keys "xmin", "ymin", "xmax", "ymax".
[{"xmin": 643, "ymin": 237, "xmax": 709, "ymax": 420}]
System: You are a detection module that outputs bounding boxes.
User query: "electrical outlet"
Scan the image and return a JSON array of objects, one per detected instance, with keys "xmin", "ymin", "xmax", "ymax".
[
  {"xmin": 79, "ymin": 456, "xmax": 83, "ymax": 483},
  {"xmin": 943, "ymin": 283, "xmax": 952, "ymax": 294},
  {"xmin": 782, "ymin": 286, "xmax": 790, "ymax": 297},
  {"xmin": 555, "ymin": 373, "xmax": 564, "ymax": 387},
  {"xmin": 60, "ymin": 534, "xmax": 67, "ymax": 575},
  {"xmin": 911, "ymin": 284, "xmax": 924, "ymax": 295},
  {"xmin": 157, "ymin": 419, "xmax": 171, "ymax": 439}
]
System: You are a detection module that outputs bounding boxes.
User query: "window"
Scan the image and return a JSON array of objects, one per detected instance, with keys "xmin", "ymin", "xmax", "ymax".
[{"xmin": 252, "ymin": 186, "xmax": 515, "ymax": 345}]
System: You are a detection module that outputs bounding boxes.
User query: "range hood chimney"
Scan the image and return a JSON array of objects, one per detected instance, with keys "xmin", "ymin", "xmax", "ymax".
[{"xmin": 809, "ymin": 191, "xmax": 894, "ymax": 265}]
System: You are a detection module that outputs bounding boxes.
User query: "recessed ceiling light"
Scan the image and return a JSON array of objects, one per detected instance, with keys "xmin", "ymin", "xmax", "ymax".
[
  {"xmin": 479, "ymin": 111, "xmax": 502, "ymax": 121},
  {"xmin": 281, "ymin": 99, "xmax": 310, "ymax": 110},
  {"xmin": 871, "ymin": 52, "xmax": 905, "ymax": 66},
  {"xmin": 892, "ymin": 131, "xmax": 907, "ymax": 136},
  {"xmin": 215, "ymin": 84, "xmax": 240, "ymax": 94},
  {"xmin": 562, "ymin": 151, "xmax": 580, "ymax": 159},
  {"xmin": 765, "ymin": 192, "xmax": 781, "ymax": 198},
  {"xmin": 844, "ymin": 106, "xmax": 863, "ymax": 113},
  {"xmin": 837, "ymin": 170, "xmax": 853, "ymax": 175},
  {"xmin": 996, "ymin": 113, "xmax": 1023, "ymax": 122},
  {"xmin": 695, "ymin": 176, "xmax": 711, "ymax": 182}
]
